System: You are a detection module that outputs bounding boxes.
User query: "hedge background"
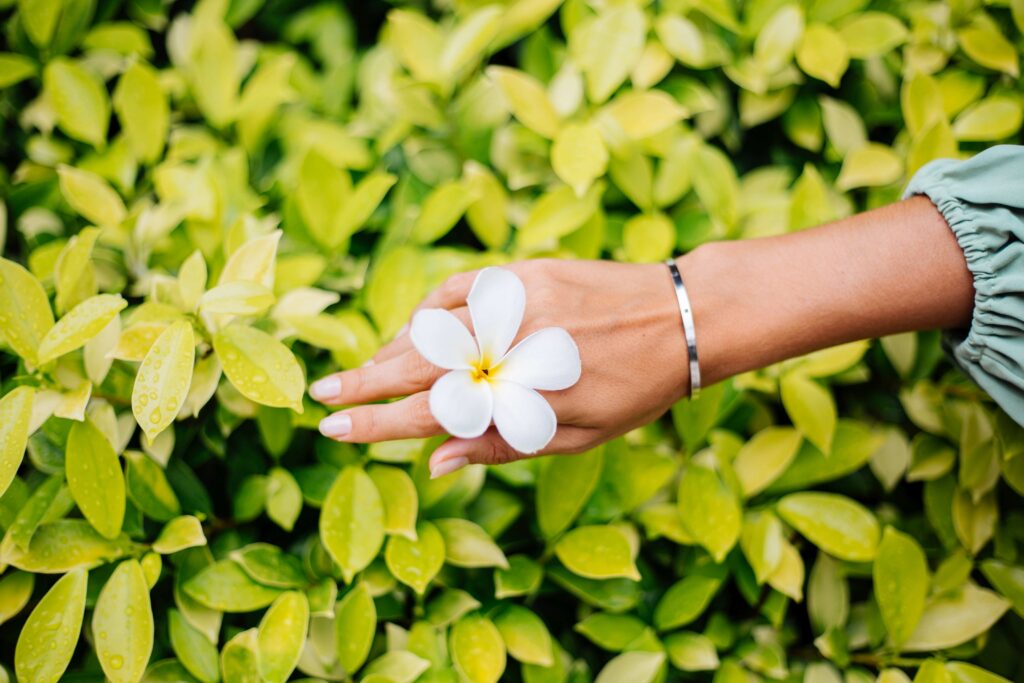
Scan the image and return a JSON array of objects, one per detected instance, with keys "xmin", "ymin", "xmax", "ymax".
[{"xmin": 1, "ymin": 0, "xmax": 1024, "ymax": 682}]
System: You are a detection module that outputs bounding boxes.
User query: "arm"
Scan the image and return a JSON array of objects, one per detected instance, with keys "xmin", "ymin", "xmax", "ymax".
[{"xmin": 309, "ymin": 195, "xmax": 974, "ymax": 477}]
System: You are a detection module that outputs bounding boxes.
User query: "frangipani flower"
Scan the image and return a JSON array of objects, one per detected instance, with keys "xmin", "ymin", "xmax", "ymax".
[{"xmin": 411, "ymin": 267, "xmax": 581, "ymax": 454}]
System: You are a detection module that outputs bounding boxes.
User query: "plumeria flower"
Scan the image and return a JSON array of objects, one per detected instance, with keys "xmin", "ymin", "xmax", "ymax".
[{"xmin": 411, "ymin": 267, "xmax": 581, "ymax": 454}]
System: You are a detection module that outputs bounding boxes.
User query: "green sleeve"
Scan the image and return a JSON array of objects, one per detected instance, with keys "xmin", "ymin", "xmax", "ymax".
[{"xmin": 904, "ymin": 144, "xmax": 1024, "ymax": 425}]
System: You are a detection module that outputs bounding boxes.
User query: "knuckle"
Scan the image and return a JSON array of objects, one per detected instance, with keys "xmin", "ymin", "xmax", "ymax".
[
  {"xmin": 404, "ymin": 351, "xmax": 437, "ymax": 386},
  {"xmin": 410, "ymin": 394, "xmax": 436, "ymax": 431}
]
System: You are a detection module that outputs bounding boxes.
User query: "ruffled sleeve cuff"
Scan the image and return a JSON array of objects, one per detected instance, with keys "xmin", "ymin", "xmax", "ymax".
[{"xmin": 903, "ymin": 145, "xmax": 1024, "ymax": 425}]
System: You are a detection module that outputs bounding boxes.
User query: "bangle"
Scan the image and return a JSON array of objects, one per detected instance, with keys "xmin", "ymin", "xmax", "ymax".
[{"xmin": 665, "ymin": 259, "xmax": 701, "ymax": 399}]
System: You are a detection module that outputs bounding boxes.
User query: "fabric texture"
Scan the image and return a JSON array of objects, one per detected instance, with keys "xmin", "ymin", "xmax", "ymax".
[{"xmin": 904, "ymin": 145, "xmax": 1024, "ymax": 425}]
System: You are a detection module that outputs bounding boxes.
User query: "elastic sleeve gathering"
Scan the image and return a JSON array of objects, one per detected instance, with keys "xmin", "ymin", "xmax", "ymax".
[{"xmin": 903, "ymin": 145, "xmax": 1024, "ymax": 426}]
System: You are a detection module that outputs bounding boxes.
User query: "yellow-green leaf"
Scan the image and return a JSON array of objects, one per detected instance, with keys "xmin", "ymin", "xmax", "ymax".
[
  {"xmin": 551, "ymin": 122, "xmax": 608, "ymax": 197},
  {"xmin": 623, "ymin": 212, "xmax": 675, "ymax": 263},
  {"xmin": 133, "ymin": 320, "xmax": 195, "ymax": 442},
  {"xmin": 368, "ymin": 465, "xmax": 418, "ymax": 539},
  {"xmin": 14, "ymin": 569, "xmax": 87, "ymax": 683},
  {"xmin": 494, "ymin": 605, "xmax": 553, "ymax": 666},
  {"xmin": 0, "ymin": 54, "xmax": 36, "ymax": 88},
  {"xmin": 334, "ymin": 582, "xmax": 376, "ymax": 673},
  {"xmin": 257, "ymin": 591, "xmax": 308, "ymax": 683},
  {"xmin": 93, "ymin": 560, "xmax": 154, "ymax": 683},
  {"xmin": 754, "ymin": 4, "xmax": 804, "ymax": 73},
  {"xmin": 54, "ymin": 227, "xmax": 100, "ymax": 315},
  {"xmin": 0, "ymin": 387, "xmax": 33, "ymax": 499},
  {"xmin": 113, "ymin": 61, "xmax": 168, "ymax": 163},
  {"xmin": 678, "ymin": 461, "xmax": 741, "ymax": 562},
  {"xmin": 836, "ymin": 143, "xmax": 904, "ymax": 190},
  {"xmin": 38, "ymin": 294, "xmax": 127, "ymax": 365},
  {"xmin": 320, "ymin": 466, "xmax": 385, "ymax": 582},
  {"xmin": 601, "ymin": 90, "xmax": 686, "ymax": 140},
  {"xmin": 67, "ymin": 418, "xmax": 126, "ymax": 539},
  {"xmin": 781, "ymin": 373, "xmax": 836, "ymax": 455},
  {"xmin": 874, "ymin": 527, "xmax": 929, "ymax": 649},
  {"xmin": 451, "ymin": 614, "xmax": 507, "ymax": 683},
  {"xmin": 952, "ymin": 97, "xmax": 1023, "ymax": 142},
  {"xmin": 385, "ymin": 520, "xmax": 445, "ymax": 595},
  {"xmin": 487, "ymin": 66, "xmax": 561, "ymax": 138},
  {"xmin": 837, "ymin": 12, "xmax": 909, "ymax": 58},
  {"xmin": 573, "ymin": 5, "xmax": 646, "ymax": 104},
  {"xmin": 213, "ymin": 325, "xmax": 304, "ymax": 411},
  {"xmin": 19, "ymin": 0, "xmax": 61, "ymax": 46},
  {"xmin": 536, "ymin": 448, "xmax": 603, "ymax": 538},
  {"xmin": 412, "ymin": 179, "xmax": 476, "ymax": 244},
  {"xmin": 43, "ymin": 58, "xmax": 110, "ymax": 147},
  {"xmin": 335, "ymin": 171, "xmax": 397, "ymax": 244},
  {"xmin": 221, "ymin": 628, "xmax": 260, "ymax": 683},
  {"xmin": 692, "ymin": 144, "xmax": 739, "ymax": 228},
  {"xmin": 184, "ymin": 560, "xmax": 284, "ymax": 612},
  {"xmin": 957, "ymin": 24, "xmax": 1019, "ymax": 77},
  {"xmin": 219, "ymin": 231, "xmax": 281, "ymax": 289},
  {"xmin": 519, "ymin": 183, "xmax": 603, "ymax": 248},
  {"xmin": 152, "ymin": 516, "xmax": 206, "ymax": 554},
  {"xmin": 903, "ymin": 584, "xmax": 1009, "ymax": 652},
  {"xmin": 0, "ymin": 257, "xmax": 54, "ymax": 366},
  {"xmin": 200, "ymin": 281, "xmax": 275, "ymax": 315},
  {"xmin": 439, "ymin": 5, "xmax": 503, "ymax": 79},
  {"xmin": 777, "ymin": 492, "xmax": 880, "ymax": 562},
  {"xmin": 555, "ymin": 525, "xmax": 640, "ymax": 581},
  {"xmin": 734, "ymin": 427, "xmax": 803, "ymax": 497},
  {"xmin": 655, "ymin": 14, "xmax": 705, "ymax": 67},
  {"xmin": 435, "ymin": 518, "xmax": 508, "ymax": 569},
  {"xmin": 595, "ymin": 651, "xmax": 665, "ymax": 683},
  {"xmin": 797, "ymin": 24, "xmax": 848, "ymax": 88},
  {"xmin": 187, "ymin": 13, "xmax": 239, "ymax": 127}
]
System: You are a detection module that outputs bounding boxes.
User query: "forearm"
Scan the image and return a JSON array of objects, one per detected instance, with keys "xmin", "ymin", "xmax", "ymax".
[{"xmin": 679, "ymin": 196, "xmax": 975, "ymax": 386}]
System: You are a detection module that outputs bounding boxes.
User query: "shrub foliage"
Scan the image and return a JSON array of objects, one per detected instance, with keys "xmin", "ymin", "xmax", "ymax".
[{"xmin": 1, "ymin": 0, "xmax": 1024, "ymax": 681}]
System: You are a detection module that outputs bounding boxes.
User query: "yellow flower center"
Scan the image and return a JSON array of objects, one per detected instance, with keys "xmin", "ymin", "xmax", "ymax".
[{"xmin": 470, "ymin": 356, "xmax": 498, "ymax": 383}]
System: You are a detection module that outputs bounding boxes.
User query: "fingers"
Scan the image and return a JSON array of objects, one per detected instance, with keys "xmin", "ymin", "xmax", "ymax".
[
  {"xmin": 427, "ymin": 426, "xmax": 594, "ymax": 478},
  {"xmin": 309, "ymin": 349, "xmax": 442, "ymax": 406},
  {"xmin": 373, "ymin": 306, "xmax": 471, "ymax": 365},
  {"xmin": 318, "ymin": 391, "xmax": 442, "ymax": 442}
]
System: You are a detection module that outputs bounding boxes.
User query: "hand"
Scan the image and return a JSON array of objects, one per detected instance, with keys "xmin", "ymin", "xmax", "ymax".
[{"xmin": 309, "ymin": 258, "xmax": 692, "ymax": 477}]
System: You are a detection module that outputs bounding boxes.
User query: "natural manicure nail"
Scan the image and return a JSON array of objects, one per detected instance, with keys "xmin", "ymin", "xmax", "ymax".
[
  {"xmin": 430, "ymin": 456, "xmax": 468, "ymax": 479},
  {"xmin": 319, "ymin": 413, "xmax": 352, "ymax": 438},
  {"xmin": 309, "ymin": 376, "xmax": 341, "ymax": 401}
]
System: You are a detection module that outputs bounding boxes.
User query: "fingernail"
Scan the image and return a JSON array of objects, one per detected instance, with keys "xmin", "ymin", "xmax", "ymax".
[
  {"xmin": 430, "ymin": 456, "xmax": 468, "ymax": 479},
  {"xmin": 319, "ymin": 413, "xmax": 352, "ymax": 438},
  {"xmin": 309, "ymin": 376, "xmax": 341, "ymax": 401}
]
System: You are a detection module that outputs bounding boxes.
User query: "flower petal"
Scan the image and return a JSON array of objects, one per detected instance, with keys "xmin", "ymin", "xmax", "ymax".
[
  {"xmin": 430, "ymin": 370, "xmax": 493, "ymax": 438},
  {"xmin": 491, "ymin": 380, "xmax": 557, "ymax": 454},
  {"xmin": 468, "ymin": 267, "xmax": 525, "ymax": 362},
  {"xmin": 496, "ymin": 327, "xmax": 581, "ymax": 391},
  {"xmin": 411, "ymin": 308, "xmax": 478, "ymax": 370}
]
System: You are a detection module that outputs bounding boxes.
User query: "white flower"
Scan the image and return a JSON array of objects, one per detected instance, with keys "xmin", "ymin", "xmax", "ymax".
[{"xmin": 410, "ymin": 267, "xmax": 581, "ymax": 454}]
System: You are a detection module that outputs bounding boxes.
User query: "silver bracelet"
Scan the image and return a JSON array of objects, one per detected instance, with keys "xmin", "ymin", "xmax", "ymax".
[{"xmin": 665, "ymin": 259, "xmax": 701, "ymax": 399}]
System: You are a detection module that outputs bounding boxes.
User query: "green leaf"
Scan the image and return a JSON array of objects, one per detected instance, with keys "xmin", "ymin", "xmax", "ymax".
[
  {"xmin": 677, "ymin": 461, "xmax": 741, "ymax": 562},
  {"xmin": 38, "ymin": 294, "xmax": 127, "ymax": 365},
  {"xmin": 692, "ymin": 144, "xmax": 739, "ymax": 229},
  {"xmin": 980, "ymin": 560, "xmax": 1024, "ymax": 618},
  {"xmin": 334, "ymin": 582, "xmax": 376, "ymax": 673},
  {"xmin": 125, "ymin": 450, "xmax": 181, "ymax": 522},
  {"xmin": 777, "ymin": 492, "xmax": 880, "ymax": 562},
  {"xmin": 551, "ymin": 122, "xmax": 608, "ymax": 197},
  {"xmin": 0, "ymin": 54, "xmax": 36, "ymax": 88},
  {"xmin": 654, "ymin": 568, "xmax": 725, "ymax": 631},
  {"xmin": 435, "ymin": 518, "xmax": 508, "ymax": 569},
  {"xmin": 837, "ymin": 12, "xmax": 908, "ymax": 58},
  {"xmin": 335, "ymin": 171, "xmax": 396, "ymax": 244},
  {"xmin": 780, "ymin": 373, "xmax": 836, "ymax": 454},
  {"xmin": 231, "ymin": 543, "xmax": 307, "ymax": 588},
  {"xmin": 133, "ymin": 320, "xmax": 195, "ymax": 442},
  {"xmin": 213, "ymin": 325, "xmax": 304, "ymax": 411},
  {"xmin": 536, "ymin": 448, "xmax": 603, "ymax": 538},
  {"xmin": 19, "ymin": 0, "xmax": 61, "ymax": 46},
  {"xmin": 874, "ymin": 527, "xmax": 929, "ymax": 648},
  {"xmin": 257, "ymin": 591, "xmax": 308, "ymax": 683},
  {"xmin": 0, "ymin": 572, "xmax": 34, "ymax": 626},
  {"xmin": 386, "ymin": 520, "xmax": 445, "ymax": 594},
  {"xmin": 187, "ymin": 13, "xmax": 239, "ymax": 127},
  {"xmin": 733, "ymin": 427, "xmax": 802, "ymax": 497},
  {"xmin": 519, "ymin": 183, "xmax": 604, "ymax": 248},
  {"xmin": 152, "ymin": 516, "xmax": 206, "ymax": 554},
  {"xmin": 320, "ymin": 466, "xmax": 385, "ymax": 582},
  {"xmin": 450, "ymin": 614, "xmax": 507, "ymax": 683},
  {"xmin": 573, "ymin": 4, "xmax": 646, "ymax": 103},
  {"xmin": 495, "ymin": 555, "xmax": 544, "ymax": 598},
  {"xmin": 221, "ymin": 628, "xmax": 260, "ymax": 682},
  {"xmin": 594, "ymin": 651, "xmax": 665, "ymax": 683},
  {"xmin": 575, "ymin": 612, "xmax": 650, "ymax": 651},
  {"xmin": 601, "ymin": 90, "xmax": 687, "ymax": 140},
  {"xmin": 200, "ymin": 282, "xmax": 275, "ymax": 316},
  {"xmin": 43, "ymin": 58, "xmax": 110, "ymax": 147},
  {"xmin": 1, "ymin": 519, "xmax": 134, "ymax": 573},
  {"xmin": 265, "ymin": 467, "xmax": 302, "ymax": 532},
  {"xmin": 740, "ymin": 511, "xmax": 784, "ymax": 585},
  {"xmin": 623, "ymin": 212, "xmax": 675, "ymax": 263},
  {"xmin": 0, "ymin": 257, "xmax": 54, "ymax": 367},
  {"xmin": 753, "ymin": 4, "xmax": 804, "ymax": 73},
  {"xmin": 366, "ymin": 246, "xmax": 426, "ymax": 340},
  {"xmin": 903, "ymin": 584, "xmax": 1009, "ymax": 652},
  {"xmin": 494, "ymin": 604, "xmax": 554, "ymax": 666},
  {"xmin": 363, "ymin": 651, "xmax": 430, "ymax": 683},
  {"xmin": 67, "ymin": 418, "xmax": 126, "ymax": 539},
  {"xmin": 14, "ymin": 569, "xmax": 87, "ymax": 683},
  {"xmin": 58, "ymin": 165, "xmax": 127, "ymax": 227},
  {"xmin": 0, "ymin": 387, "xmax": 33, "ymax": 499},
  {"xmin": 169, "ymin": 608, "xmax": 219, "ymax": 683},
  {"xmin": 54, "ymin": 227, "xmax": 100, "ymax": 316},
  {"xmin": 184, "ymin": 560, "xmax": 284, "ymax": 612},
  {"xmin": 412, "ymin": 179, "xmax": 476, "ymax": 244},
  {"xmin": 93, "ymin": 560, "xmax": 154, "ymax": 683},
  {"xmin": 219, "ymin": 231, "xmax": 281, "ymax": 289},
  {"xmin": 439, "ymin": 5, "xmax": 502, "ymax": 78},
  {"xmin": 555, "ymin": 525, "xmax": 640, "ymax": 581},
  {"xmin": 797, "ymin": 23, "xmax": 848, "ymax": 87}
]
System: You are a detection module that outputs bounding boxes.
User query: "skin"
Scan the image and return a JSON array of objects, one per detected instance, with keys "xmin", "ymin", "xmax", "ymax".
[{"xmin": 310, "ymin": 195, "xmax": 975, "ymax": 477}]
